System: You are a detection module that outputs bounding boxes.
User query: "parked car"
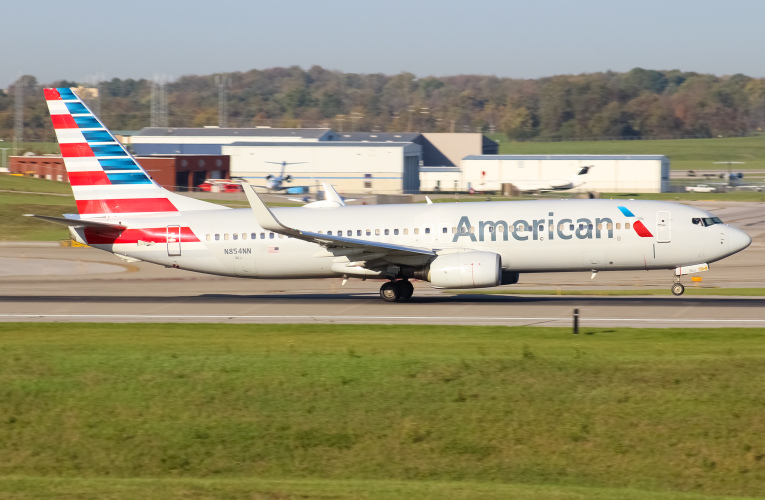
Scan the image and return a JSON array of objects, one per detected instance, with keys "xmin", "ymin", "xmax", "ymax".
[{"xmin": 685, "ymin": 184, "xmax": 717, "ymax": 193}]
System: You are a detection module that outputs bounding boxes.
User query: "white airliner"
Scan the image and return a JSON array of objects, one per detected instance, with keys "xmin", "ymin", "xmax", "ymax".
[{"xmin": 30, "ymin": 88, "xmax": 751, "ymax": 302}]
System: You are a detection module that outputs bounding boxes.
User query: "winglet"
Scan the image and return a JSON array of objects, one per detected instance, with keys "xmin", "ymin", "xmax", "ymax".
[
  {"xmin": 242, "ymin": 183, "xmax": 299, "ymax": 235},
  {"xmin": 322, "ymin": 183, "xmax": 346, "ymax": 206},
  {"xmin": 425, "ymin": 196, "xmax": 433, "ymax": 205}
]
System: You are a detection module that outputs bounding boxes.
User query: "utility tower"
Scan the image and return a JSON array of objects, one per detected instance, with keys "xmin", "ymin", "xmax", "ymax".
[
  {"xmin": 13, "ymin": 78, "xmax": 24, "ymax": 156},
  {"xmin": 151, "ymin": 75, "xmax": 168, "ymax": 127},
  {"xmin": 216, "ymin": 75, "xmax": 229, "ymax": 128}
]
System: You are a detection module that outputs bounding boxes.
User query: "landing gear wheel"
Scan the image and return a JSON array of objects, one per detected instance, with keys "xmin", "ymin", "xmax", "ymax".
[
  {"xmin": 380, "ymin": 281, "xmax": 400, "ymax": 302},
  {"xmin": 399, "ymin": 280, "xmax": 414, "ymax": 300},
  {"xmin": 671, "ymin": 283, "xmax": 685, "ymax": 296}
]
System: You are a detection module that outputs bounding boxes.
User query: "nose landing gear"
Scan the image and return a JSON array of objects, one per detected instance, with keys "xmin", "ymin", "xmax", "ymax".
[
  {"xmin": 671, "ymin": 274, "xmax": 685, "ymax": 296},
  {"xmin": 380, "ymin": 279, "xmax": 414, "ymax": 302}
]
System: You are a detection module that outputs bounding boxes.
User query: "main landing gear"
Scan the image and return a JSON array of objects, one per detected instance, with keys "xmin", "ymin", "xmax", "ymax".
[
  {"xmin": 671, "ymin": 274, "xmax": 685, "ymax": 296},
  {"xmin": 380, "ymin": 279, "xmax": 414, "ymax": 302}
]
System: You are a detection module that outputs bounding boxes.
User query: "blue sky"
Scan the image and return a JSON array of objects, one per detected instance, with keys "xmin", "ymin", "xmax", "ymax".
[{"xmin": 3, "ymin": 0, "xmax": 764, "ymax": 88}]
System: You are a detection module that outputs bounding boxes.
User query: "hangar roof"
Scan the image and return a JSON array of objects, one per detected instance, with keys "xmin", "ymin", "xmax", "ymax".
[
  {"xmin": 337, "ymin": 132, "xmax": 420, "ymax": 142},
  {"xmin": 134, "ymin": 127, "xmax": 333, "ymax": 138},
  {"xmin": 227, "ymin": 141, "xmax": 417, "ymax": 148},
  {"xmin": 464, "ymin": 154, "xmax": 668, "ymax": 161}
]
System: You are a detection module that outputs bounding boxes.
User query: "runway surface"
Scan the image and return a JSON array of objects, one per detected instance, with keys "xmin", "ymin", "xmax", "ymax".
[{"xmin": 1, "ymin": 201, "xmax": 762, "ymax": 328}]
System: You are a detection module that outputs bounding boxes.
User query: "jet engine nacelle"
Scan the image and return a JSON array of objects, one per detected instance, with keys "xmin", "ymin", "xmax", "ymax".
[
  {"xmin": 427, "ymin": 251, "xmax": 502, "ymax": 289},
  {"xmin": 266, "ymin": 174, "xmax": 273, "ymax": 181},
  {"xmin": 285, "ymin": 175, "xmax": 293, "ymax": 183}
]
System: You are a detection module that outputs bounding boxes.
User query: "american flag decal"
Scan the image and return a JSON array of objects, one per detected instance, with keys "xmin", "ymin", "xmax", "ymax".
[{"xmin": 268, "ymin": 247, "xmax": 280, "ymax": 253}]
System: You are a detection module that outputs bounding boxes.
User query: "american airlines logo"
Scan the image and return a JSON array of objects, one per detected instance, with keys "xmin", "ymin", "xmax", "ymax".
[{"xmin": 452, "ymin": 206, "xmax": 653, "ymax": 243}]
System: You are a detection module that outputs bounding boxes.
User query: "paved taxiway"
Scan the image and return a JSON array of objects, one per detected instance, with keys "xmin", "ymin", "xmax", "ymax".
[{"xmin": 0, "ymin": 201, "xmax": 762, "ymax": 328}]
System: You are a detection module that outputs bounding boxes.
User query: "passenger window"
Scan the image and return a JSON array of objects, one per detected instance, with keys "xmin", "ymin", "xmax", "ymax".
[
  {"xmin": 498, "ymin": 226, "xmax": 505, "ymax": 233},
  {"xmin": 242, "ymin": 233, "xmax": 247, "ymax": 240},
  {"xmin": 206, "ymin": 234, "xmax": 211, "ymax": 241},
  {"xmin": 338, "ymin": 230, "xmax": 342, "ymax": 236},
  {"xmin": 394, "ymin": 229, "xmax": 399, "ymax": 235},
  {"xmin": 452, "ymin": 227, "xmax": 457, "ymax": 233},
  {"xmin": 597, "ymin": 224, "xmax": 602, "ymax": 231},
  {"xmin": 425, "ymin": 227, "xmax": 430, "ymax": 234},
  {"xmin": 442, "ymin": 227, "xmax": 448, "ymax": 233},
  {"xmin": 509, "ymin": 225, "xmax": 514, "ymax": 233},
  {"xmin": 569, "ymin": 224, "xmax": 574, "ymax": 231},
  {"xmin": 224, "ymin": 233, "xmax": 229, "ymax": 241},
  {"xmin": 215, "ymin": 234, "xmax": 220, "ymax": 241},
  {"xmin": 489, "ymin": 226, "xmax": 495, "ymax": 233},
  {"xmin": 251, "ymin": 233, "xmax": 257, "ymax": 239},
  {"xmin": 328, "ymin": 231, "xmax": 333, "ymax": 235},
  {"xmin": 347, "ymin": 230, "xmax": 352, "ymax": 236},
  {"xmin": 384, "ymin": 229, "xmax": 389, "ymax": 235},
  {"xmin": 357, "ymin": 230, "xmax": 362, "ymax": 236},
  {"xmin": 260, "ymin": 233, "xmax": 265, "ymax": 239},
  {"xmin": 375, "ymin": 229, "xmax": 380, "ymax": 236},
  {"xmin": 366, "ymin": 229, "xmax": 371, "ymax": 236},
  {"xmin": 470, "ymin": 226, "xmax": 475, "ymax": 233},
  {"xmin": 414, "ymin": 228, "xmax": 420, "ymax": 235},
  {"xmin": 233, "ymin": 233, "xmax": 238, "ymax": 240},
  {"xmin": 269, "ymin": 233, "xmax": 275, "ymax": 239},
  {"xmin": 403, "ymin": 228, "xmax": 409, "ymax": 235},
  {"xmin": 279, "ymin": 234, "xmax": 284, "ymax": 239},
  {"xmin": 607, "ymin": 223, "xmax": 613, "ymax": 230},
  {"xmin": 616, "ymin": 223, "xmax": 621, "ymax": 230},
  {"xmin": 625, "ymin": 223, "xmax": 631, "ymax": 230}
]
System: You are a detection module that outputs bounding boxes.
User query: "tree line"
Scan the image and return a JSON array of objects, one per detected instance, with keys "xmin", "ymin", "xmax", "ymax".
[{"xmin": 2, "ymin": 66, "xmax": 765, "ymax": 143}]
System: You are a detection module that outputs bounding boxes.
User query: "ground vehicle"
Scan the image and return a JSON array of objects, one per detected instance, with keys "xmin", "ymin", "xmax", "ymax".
[
  {"xmin": 199, "ymin": 180, "xmax": 244, "ymax": 193},
  {"xmin": 685, "ymin": 184, "xmax": 717, "ymax": 193}
]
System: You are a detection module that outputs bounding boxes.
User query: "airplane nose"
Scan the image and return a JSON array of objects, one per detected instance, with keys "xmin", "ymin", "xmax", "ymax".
[{"xmin": 728, "ymin": 226, "xmax": 752, "ymax": 254}]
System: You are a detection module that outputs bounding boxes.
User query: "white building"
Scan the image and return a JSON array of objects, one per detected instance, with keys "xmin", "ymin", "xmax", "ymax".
[
  {"xmin": 222, "ymin": 141, "xmax": 422, "ymax": 194},
  {"xmin": 421, "ymin": 155, "xmax": 670, "ymax": 193}
]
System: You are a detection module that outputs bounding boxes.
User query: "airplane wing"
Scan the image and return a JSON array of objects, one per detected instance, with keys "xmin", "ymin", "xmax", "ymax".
[
  {"xmin": 243, "ymin": 184, "xmax": 435, "ymax": 258},
  {"xmin": 24, "ymin": 214, "xmax": 127, "ymax": 231}
]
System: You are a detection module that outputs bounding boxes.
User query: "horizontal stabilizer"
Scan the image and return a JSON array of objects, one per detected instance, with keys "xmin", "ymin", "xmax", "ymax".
[{"xmin": 24, "ymin": 214, "xmax": 127, "ymax": 231}]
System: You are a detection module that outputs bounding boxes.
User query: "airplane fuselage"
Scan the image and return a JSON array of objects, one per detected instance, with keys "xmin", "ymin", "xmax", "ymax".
[{"xmin": 74, "ymin": 199, "xmax": 748, "ymax": 281}]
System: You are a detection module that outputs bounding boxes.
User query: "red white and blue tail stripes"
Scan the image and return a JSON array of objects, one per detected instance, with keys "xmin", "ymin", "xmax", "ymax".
[{"xmin": 45, "ymin": 88, "xmax": 222, "ymax": 218}]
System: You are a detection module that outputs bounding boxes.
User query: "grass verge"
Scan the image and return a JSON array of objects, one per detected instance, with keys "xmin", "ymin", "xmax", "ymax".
[
  {"xmin": 490, "ymin": 135, "xmax": 765, "ymax": 171},
  {"xmin": 1, "ymin": 323, "xmax": 765, "ymax": 498}
]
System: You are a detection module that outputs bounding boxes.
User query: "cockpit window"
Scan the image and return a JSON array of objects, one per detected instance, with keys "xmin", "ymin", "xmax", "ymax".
[{"xmin": 692, "ymin": 217, "xmax": 723, "ymax": 227}]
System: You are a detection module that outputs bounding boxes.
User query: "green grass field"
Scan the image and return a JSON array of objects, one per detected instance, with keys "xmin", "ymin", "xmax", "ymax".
[
  {"xmin": 489, "ymin": 135, "xmax": 765, "ymax": 172},
  {"xmin": 1, "ymin": 323, "xmax": 765, "ymax": 499}
]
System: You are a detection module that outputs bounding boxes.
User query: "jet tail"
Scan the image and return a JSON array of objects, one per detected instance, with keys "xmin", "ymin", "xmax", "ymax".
[{"xmin": 44, "ymin": 88, "xmax": 226, "ymax": 219}]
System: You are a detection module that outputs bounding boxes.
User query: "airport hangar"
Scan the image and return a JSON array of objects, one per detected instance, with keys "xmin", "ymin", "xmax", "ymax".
[{"xmin": 130, "ymin": 129, "xmax": 497, "ymax": 194}]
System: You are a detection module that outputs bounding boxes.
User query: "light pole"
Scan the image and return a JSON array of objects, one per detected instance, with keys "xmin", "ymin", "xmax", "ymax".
[
  {"xmin": 420, "ymin": 107, "xmax": 429, "ymax": 132},
  {"xmin": 336, "ymin": 114, "xmax": 346, "ymax": 133}
]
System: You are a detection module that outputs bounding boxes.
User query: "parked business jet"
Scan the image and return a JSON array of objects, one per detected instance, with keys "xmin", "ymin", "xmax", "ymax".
[
  {"xmin": 474, "ymin": 165, "xmax": 592, "ymax": 194},
  {"xmin": 30, "ymin": 88, "xmax": 751, "ymax": 301},
  {"xmin": 254, "ymin": 160, "xmax": 307, "ymax": 191},
  {"xmin": 513, "ymin": 165, "xmax": 593, "ymax": 193}
]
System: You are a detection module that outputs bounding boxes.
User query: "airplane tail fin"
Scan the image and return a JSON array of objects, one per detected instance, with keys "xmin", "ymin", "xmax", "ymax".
[
  {"xmin": 44, "ymin": 88, "xmax": 225, "ymax": 219},
  {"xmin": 576, "ymin": 166, "xmax": 592, "ymax": 177}
]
